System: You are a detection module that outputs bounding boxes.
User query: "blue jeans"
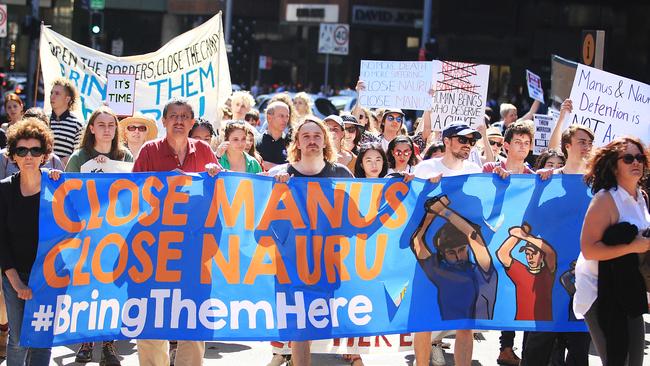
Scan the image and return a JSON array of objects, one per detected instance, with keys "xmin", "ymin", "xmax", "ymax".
[{"xmin": 2, "ymin": 273, "xmax": 51, "ymax": 366}]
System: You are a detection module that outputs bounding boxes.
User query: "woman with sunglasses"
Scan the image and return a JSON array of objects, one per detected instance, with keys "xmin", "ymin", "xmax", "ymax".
[
  {"xmin": 575, "ymin": 136, "xmax": 650, "ymax": 366},
  {"xmin": 386, "ymin": 135, "xmax": 419, "ymax": 175},
  {"xmin": 218, "ymin": 120, "xmax": 262, "ymax": 173},
  {"xmin": 118, "ymin": 113, "xmax": 158, "ymax": 159},
  {"xmin": 0, "ymin": 123, "xmax": 64, "ymax": 180},
  {"xmin": 66, "ymin": 107, "xmax": 133, "ymax": 174},
  {"xmin": 0, "ymin": 118, "xmax": 60, "ymax": 365}
]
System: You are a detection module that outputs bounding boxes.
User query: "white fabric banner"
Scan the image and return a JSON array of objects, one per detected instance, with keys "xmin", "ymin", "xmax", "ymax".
[
  {"xmin": 40, "ymin": 13, "xmax": 231, "ymax": 135},
  {"xmin": 567, "ymin": 63, "xmax": 650, "ymax": 146},
  {"xmin": 80, "ymin": 159, "xmax": 134, "ymax": 173}
]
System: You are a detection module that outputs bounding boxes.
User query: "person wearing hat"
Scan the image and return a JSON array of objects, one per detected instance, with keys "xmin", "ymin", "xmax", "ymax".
[
  {"xmin": 483, "ymin": 126, "xmax": 506, "ymax": 163},
  {"xmin": 497, "ymin": 222, "xmax": 557, "ymax": 320},
  {"xmin": 119, "ymin": 113, "xmax": 158, "ymax": 159},
  {"xmin": 341, "ymin": 113, "xmax": 377, "ymax": 154},
  {"xmin": 412, "ymin": 123, "xmax": 484, "ymax": 366},
  {"xmin": 323, "ymin": 114, "xmax": 357, "ymax": 172}
]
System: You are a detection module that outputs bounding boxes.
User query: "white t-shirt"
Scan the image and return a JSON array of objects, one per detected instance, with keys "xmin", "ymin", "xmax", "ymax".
[{"xmin": 413, "ymin": 157, "xmax": 482, "ymax": 178}]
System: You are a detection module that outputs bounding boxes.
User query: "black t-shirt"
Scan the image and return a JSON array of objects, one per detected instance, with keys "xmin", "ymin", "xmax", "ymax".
[
  {"xmin": 0, "ymin": 173, "xmax": 40, "ymax": 274},
  {"xmin": 286, "ymin": 162, "xmax": 353, "ymax": 178},
  {"xmin": 0, "ymin": 129, "xmax": 6, "ymax": 149},
  {"xmin": 256, "ymin": 132, "xmax": 289, "ymax": 165}
]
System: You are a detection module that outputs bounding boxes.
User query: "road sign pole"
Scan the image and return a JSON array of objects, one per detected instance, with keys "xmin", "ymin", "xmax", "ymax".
[{"xmin": 324, "ymin": 53, "xmax": 329, "ymax": 95}]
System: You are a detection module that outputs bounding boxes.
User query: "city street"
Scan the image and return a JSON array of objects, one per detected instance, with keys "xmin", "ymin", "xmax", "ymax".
[{"xmin": 5, "ymin": 318, "xmax": 649, "ymax": 365}]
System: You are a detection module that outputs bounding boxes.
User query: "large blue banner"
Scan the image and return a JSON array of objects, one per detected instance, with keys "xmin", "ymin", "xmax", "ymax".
[{"xmin": 23, "ymin": 172, "xmax": 591, "ymax": 347}]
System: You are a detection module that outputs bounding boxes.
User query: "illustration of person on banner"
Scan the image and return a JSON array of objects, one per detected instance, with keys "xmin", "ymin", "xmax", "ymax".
[
  {"xmin": 410, "ymin": 194, "xmax": 497, "ymax": 320},
  {"xmin": 497, "ymin": 222, "xmax": 557, "ymax": 321}
]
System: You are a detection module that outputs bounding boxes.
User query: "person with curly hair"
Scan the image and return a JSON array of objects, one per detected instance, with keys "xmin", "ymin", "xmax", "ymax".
[
  {"xmin": 575, "ymin": 136, "xmax": 650, "ymax": 366},
  {"xmin": 0, "ymin": 118, "xmax": 60, "ymax": 365}
]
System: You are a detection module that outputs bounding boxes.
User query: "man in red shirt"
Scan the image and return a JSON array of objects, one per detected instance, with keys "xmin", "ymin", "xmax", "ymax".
[{"xmin": 133, "ymin": 98, "xmax": 220, "ymax": 366}]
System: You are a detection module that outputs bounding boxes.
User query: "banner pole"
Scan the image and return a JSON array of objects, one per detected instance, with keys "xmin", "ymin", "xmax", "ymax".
[{"xmin": 33, "ymin": 22, "xmax": 43, "ymax": 108}]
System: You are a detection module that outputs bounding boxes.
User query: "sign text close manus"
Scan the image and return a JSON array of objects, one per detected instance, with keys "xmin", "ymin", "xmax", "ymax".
[{"xmin": 39, "ymin": 12, "xmax": 232, "ymax": 125}]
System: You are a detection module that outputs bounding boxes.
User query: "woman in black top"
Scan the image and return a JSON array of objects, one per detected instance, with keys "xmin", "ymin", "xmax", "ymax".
[{"xmin": 0, "ymin": 118, "xmax": 60, "ymax": 365}]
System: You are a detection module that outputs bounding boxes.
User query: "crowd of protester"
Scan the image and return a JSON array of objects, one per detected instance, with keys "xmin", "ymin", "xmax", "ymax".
[{"xmin": 0, "ymin": 74, "xmax": 648, "ymax": 366}]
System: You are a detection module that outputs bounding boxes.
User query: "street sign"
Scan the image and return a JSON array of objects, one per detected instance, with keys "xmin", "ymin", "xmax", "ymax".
[
  {"xmin": 0, "ymin": 5, "xmax": 7, "ymax": 38},
  {"xmin": 90, "ymin": 0, "xmax": 105, "ymax": 10},
  {"xmin": 318, "ymin": 23, "xmax": 349, "ymax": 55}
]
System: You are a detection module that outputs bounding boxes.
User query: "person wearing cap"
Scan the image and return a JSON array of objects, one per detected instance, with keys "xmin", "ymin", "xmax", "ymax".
[
  {"xmin": 323, "ymin": 114, "xmax": 357, "ymax": 172},
  {"xmin": 412, "ymin": 123, "xmax": 484, "ymax": 366},
  {"xmin": 497, "ymin": 222, "xmax": 557, "ymax": 321},
  {"xmin": 119, "ymin": 113, "xmax": 158, "ymax": 159}
]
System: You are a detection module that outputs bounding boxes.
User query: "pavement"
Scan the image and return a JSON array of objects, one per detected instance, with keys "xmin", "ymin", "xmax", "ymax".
[{"xmin": 5, "ymin": 318, "xmax": 650, "ymax": 365}]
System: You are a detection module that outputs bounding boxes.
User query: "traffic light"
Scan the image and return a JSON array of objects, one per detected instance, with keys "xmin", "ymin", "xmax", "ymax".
[{"xmin": 90, "ymin": 11, "xmax": 103, "ymax": 35}]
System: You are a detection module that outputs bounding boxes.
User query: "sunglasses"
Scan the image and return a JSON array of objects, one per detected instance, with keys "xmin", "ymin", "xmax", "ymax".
[
  {"xmin": 385, "ymin": 115, "xmax": 403, "ymax": 123},
  {"xmin": 619, "ymin": 154, "xmax": 647, "ymax": 164},
  {"xmin": 14, "ymin": 146, "xmax": 45, "ymax": 157},
  {"xmin": 489, "ymin": 140, "xmax": 503, "ymax": 148},
  {"xmin": 127, "ymin": 125, "xmax": 147, "ymax": 132},
  {"xmin": 393, "ymin": 150, "xmax": 412, "ymax": 157},
  {"xmin": 344, "ymin": 126, "xmax": 357, "ymax": 133},
  {"xmin": 454, "ymin": 136, "xmax": 477, "ymax": 146}
]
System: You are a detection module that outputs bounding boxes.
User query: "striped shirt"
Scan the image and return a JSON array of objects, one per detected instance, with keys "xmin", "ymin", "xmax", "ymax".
[{"xmin": 50, "ymin": 110, "xmax": 84, "ymax": 159}]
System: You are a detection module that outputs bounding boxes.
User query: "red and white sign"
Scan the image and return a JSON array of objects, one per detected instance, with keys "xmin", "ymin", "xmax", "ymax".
[{"xmin": 318, "ymin": 23, "xmax": 349, "ymax": 55}]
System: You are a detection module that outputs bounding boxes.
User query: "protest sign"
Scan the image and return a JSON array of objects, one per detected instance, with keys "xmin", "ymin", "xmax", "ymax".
[
  {"xmin": 430, "ymin": 61, "xmax": 490, "ymax": 129},
  {"xmin": 105, "ymin": 73, "xmax": 136, "ymax": 116},
  {"xmin": 24, "ymin": 173, "xmax": 591, "ymax": 347},
  {"xmin": 568, "ymin": 63, "xmax": 650, "ymax": 146},
  {"xmin": 358, "ymin": 60, "xmax": 434, "ymax": 110},
  {"xmin": 80, "ymin": 159, "xmax": 134, "ymax": 173},
  {"xmin": 40, "ymin": 13, "xmax": 231, "ymax": 130},
  {"xmin": 533, "ymin": 114, "xmax": 556, "ymax": 155},
  {"xmin": 526, "ymin": 70, "xmax": 544, "ymax": 103}
]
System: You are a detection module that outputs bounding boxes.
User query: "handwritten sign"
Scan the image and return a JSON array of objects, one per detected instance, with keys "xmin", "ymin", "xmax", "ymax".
[
  {"xmin": 526, "ymin": 70, "xmax": 544, "ymax": 103},
  {"xmin": 430, "ymin": 61, "xmax": 489, "ymax": 129},
  {"xmin": 359, "ymin": 60, "xmax": 434, "ymax": 110},
  {"xmin": 567, "ymin": 64, "xmax": 650, "ymax": 146},
  {"xmin": 533, "ymin": 114, "xmax": 556, "ymax": 155},
  {"xmin": 80, "ymin": 158, "xmax": 134, "ymax": 173},
  {"xmin": 105, "ymin": 73, "xmax": 136, "ymax": 116}
]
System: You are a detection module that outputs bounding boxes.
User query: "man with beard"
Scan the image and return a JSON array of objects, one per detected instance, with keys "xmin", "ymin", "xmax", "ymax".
[
  {"xmin": 412, "ymin": 123, "xmax": 487, "ymax": 366},
  {"xmin": 497, "ymin": 223, "xmax": 557, "ymax": 321},
  {"xmin": 268, "ymin": 116, "xmax": 353, "ymax": 366}
]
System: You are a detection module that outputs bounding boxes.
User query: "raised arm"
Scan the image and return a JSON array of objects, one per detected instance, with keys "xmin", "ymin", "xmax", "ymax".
[
  {"xmin": 410, "ymin": 212, "xmax": 436, "ymax": 260},
  {"xmin": 520, "ymin": 99, "xmax": 541, "ymax": 121},
  {"xmin": 351, "ymin": 80, "xmax": 365, "ymax": 117},
  {"xmin": 427, "ymin": 195, "xmax": 492, "ymax": 272},
  {"xmin": 549, "ymin": 99, "xmax": 572, "ymax": 150},
  {"xmin": 523, "ymin": 230, "xmax": 557, "ymax": 273},
  {"xmin": 497, "ymin": 235, "xmax": 520, "ymax": 268}
]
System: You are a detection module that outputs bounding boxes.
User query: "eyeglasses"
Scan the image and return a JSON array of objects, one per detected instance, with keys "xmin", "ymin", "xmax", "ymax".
[
  {"xmin": 619, "ymin": 154, "xmax": 647, "ymax": 164},
  {"xmin": 127, "ymin": 125, "xmax": 147, "ymax": 132},
  {"xmin": 454, "ymin": 136, "xmax": 477, "ymax": 146},
  {"xmin": 489, "ymin": 140, "xmax": 503, "ymax": 148},
  {"xmin": 14, "ymin": 146, "xmax": 44, "ymax": 157},
  {"xmin": 393, "ymin": 150, "xmax": 412, "ymax": 157},
  {"xmin": 344, "ymin": 126, "xmax": 357, "ymax": 133},
  {"xmin": 385, "ymin": 115, "xmax": 403, "ymax": 123}
]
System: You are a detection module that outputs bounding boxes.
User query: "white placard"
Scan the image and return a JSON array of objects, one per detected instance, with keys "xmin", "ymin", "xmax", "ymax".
[
  {"xmin": 430, "ymin": 61, "xmax": 490, "ymax": 129},
  {"xmin": 533, "ymin": 114, "xmax": 556, "ymax": 155},
  {"xmin": 106, "ymin": 73, "xmax": 136, "ymax": 116},
  {"xmin": 318, "ymin": 23, "xmax": 349, "ymax": 55},
  {"xmin": 358, "ymin": 60, "xmax": 434, "ymax": 111},
  {"xmin": 567, "ymin": 63, "xmax": 650, "ymax": 146},
  {"xmin": 80, "ymin": 159, "xmax": 134, "ymax": 173},
  {"xmin": 526, "ymin": 70, "xmax": 544, "ymax": 103}
]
